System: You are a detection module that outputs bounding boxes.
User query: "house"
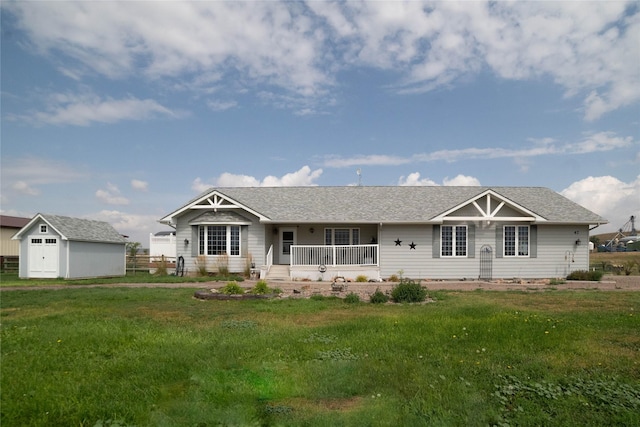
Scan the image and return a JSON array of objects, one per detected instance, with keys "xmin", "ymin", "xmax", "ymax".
[
  {"xmin": 12, "ymin": 214, "xmax": 127, "ymax": 279},
  {"xmin": 0, "ymin": 215, "xmax": 31, "ymax": 272},
  {"xmin": 160, "ymin": 186, "xmax": 607, "ymax": 281}
]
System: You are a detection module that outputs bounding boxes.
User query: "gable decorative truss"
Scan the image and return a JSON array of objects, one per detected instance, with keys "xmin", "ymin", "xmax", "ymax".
[
  {"xmin": 431, "ymin": 190, "xmax": 547, "ymax": 223},
  {"xmin": 160, "ymin": 190, "xmax": 269, "ymax": 226}
]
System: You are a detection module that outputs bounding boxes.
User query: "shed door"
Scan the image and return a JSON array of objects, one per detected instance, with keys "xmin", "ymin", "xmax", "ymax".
[{"xmin": 29, "ymin": 237, "xmax": 59, "ymax": 278}]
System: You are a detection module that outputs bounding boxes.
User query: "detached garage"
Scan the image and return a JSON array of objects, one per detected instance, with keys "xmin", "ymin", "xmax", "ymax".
[{"xmin": 12, "ymin": 214, "xmax": 126, "ymax": 279}]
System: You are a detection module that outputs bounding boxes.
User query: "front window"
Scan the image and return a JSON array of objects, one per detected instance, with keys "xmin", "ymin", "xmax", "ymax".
[
  {"xmin": 325, "ymin": 228, "xmax": 360, "ymax": 245},
  {"xmin": 198, "ymin": 225, "xmax": 240, "ymax": 256},
  {"xmin": 40, "ymin": 225, "xmax": 47, "ymax": 233},
  {"xmin": 504, "ymin": 225, "xmax": 529, "ymax": 257},
  {"xmin": 442, "ymin": 225, "xmax": 467, "ymax": 257}
]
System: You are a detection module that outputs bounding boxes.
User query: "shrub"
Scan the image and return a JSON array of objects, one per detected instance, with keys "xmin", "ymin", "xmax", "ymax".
[
  {"xmin": 194, "ymin": 255, "xmax": 208, "ymax": 276},
  {"xmin": 250, "ymin": 280, "xmax": 276, "ymax": 295},
  {"xmin": 391, "ymin": 278, "xmax": 427, "ymax": 303},
  {"xmin": 344, "ymin": 292, "xmax": 360, "ymax": 303},
  {"xmin": 623, "ymin": 260, "xmax": 638, "ymax": 276},
  {"xmin": 219, "ymin": 281, "xmax": 244, "ymax": 295},
  {"xmin": 566, "ymin": 270, "xmax": 604, "ymax": 281},
  {"xmin": 244, "ymin": 253, "xmax": 253, "ymax": 277},
  {"xmin": 387, "ymin": 274, "xmax": 400, "ymax": 282},
  {"xmin": 216, "ymin": 253, "xmax": 230, "ymax": 276},
  {"xmin": 355, "ymin": 275, "xmax": 368, "ymax": 283},
  {"xmin": 153, "ymin": 255, "xmax": 168, "ymax": 276},
  {"xmin": 369, "ymin": 289, "xmax": 389, "ymax": 304}
]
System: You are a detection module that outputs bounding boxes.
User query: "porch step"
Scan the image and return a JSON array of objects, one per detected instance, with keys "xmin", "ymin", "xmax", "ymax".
[{"xmin": 266, "ymin": 265, "xmax": 290, "ymax": 281}]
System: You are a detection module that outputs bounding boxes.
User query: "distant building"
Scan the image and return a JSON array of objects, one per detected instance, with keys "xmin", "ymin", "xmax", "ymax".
[{"xmin": 1, "ymin": 215, "xmax": 31, "ymax": 272}]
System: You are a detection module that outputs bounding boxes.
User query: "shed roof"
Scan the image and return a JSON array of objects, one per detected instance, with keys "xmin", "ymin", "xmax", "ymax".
[
  {"xmin": 163, "ymin": 186, "xmax": 607, "ymax": 225},
  {"xmin": 13, "ymin": 214, "xmax": 127, "ymax": 244}
]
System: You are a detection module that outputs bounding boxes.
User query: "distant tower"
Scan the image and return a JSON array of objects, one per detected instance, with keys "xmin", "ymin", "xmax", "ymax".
[{"xmin": 356, "ymin": 168, "xmax": 362, "ymax": 186}]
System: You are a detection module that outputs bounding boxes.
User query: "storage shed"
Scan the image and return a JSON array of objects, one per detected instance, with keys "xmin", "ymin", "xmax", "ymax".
[{"xmin": 12, "ymin": 214, "xmax": 127, "ymax": 279}]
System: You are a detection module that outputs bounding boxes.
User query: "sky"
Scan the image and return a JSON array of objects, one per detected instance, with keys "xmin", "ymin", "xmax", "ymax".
[{"xmin": 1, "ymin": 1, "xmax": 639, "ymax": 246}]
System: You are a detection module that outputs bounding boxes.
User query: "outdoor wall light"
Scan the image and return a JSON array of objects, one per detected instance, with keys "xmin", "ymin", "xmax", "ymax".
[
  {"xmin": 575, "ymin": 239, "xmax": 581, "ymax": 246},
  {"xmin": 184, "ymin": 239, "xmax": 189, "ymax": 245},
  {"xmin": 309, "ymin": 227, "xmax": 315, "ymax": 233}
]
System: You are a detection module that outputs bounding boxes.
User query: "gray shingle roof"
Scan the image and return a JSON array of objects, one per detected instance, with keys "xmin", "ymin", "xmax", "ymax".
[
  {"xmin": 39, "ymin": 214, "xmax": 126, "ymax": 243},
  {"xmin": 166, "ymin": 186, "xmax": 607, "ymax": 225}
]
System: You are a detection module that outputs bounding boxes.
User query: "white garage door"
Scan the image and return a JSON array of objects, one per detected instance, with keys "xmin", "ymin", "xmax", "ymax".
[{"xmin": 29, "ymin": 237, "xmax": 59, "ymax": 278}]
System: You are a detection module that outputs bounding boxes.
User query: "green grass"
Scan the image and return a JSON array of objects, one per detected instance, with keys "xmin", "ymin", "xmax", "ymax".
[
  {"xmin": 1, "ymin": 289, "xmax": 639, "ymax": 426},
  {"xmin": 0, "ymin": 272, "xmax": 242, "ymax": 287}
]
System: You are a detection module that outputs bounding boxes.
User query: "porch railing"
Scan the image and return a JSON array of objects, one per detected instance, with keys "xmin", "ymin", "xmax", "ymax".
[{"xmin": 291, "ymin": 244, "xmax": 378, "ymax": 267}]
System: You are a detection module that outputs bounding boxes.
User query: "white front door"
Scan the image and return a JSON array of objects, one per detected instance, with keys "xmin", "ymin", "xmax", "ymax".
[
  {"xmin": 29, "ymin": 237, "xmax": 59, "ymax": 278},
  {"xmin": 279, "ymin": 228, "xmax": 296, "ymax": 265}
]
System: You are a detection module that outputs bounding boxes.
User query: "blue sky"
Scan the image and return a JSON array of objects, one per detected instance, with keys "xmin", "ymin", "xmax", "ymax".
[{"xmin": 1, "ymin": 1, "xmax": 639, "ymax": 245}]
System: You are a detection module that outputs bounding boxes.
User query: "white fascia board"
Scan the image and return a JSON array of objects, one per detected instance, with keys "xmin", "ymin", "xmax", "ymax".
[
  {"xmin": 160, "ymin": 190, "xmax": 270, "ymax": 224},
  {"xmin": 432, "ymin": 189, "xmax": 547, "ymax": 222},
  {"xmin": 11, "ymin": 213, "xmax": 69, "ymax": 241}
]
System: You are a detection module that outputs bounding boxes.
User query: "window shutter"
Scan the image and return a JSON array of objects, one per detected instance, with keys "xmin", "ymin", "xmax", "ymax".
[
  {"xmin": 432, "ymin": 225, "xmax": 440, "ymax": 258},
  {"xmin": 241, "ymin": 225, "xmax": 248, "ymax": 257},
  {"xmin": 468, "ymin": 224, "xmax": 475, "ymax": 258},
  {"xmin": 530, "ymin": 225, "xmax": 537, "ymax": 258},
  {"xmin": 191, "ymin": 226, "xmax": 198, "ymax": 257},
  {"xmin": 495, "ymin": 226, "xmax": 503, "ymax": 258}
]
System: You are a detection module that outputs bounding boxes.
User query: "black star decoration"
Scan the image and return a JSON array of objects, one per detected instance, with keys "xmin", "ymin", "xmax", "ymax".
[
  {"xmin": 394, "ymin": 238, "xmax": 402, "ymax": 246},
  {"xmin": 409, "ymin": 242, "xmax": 417, "ymax": 250}
]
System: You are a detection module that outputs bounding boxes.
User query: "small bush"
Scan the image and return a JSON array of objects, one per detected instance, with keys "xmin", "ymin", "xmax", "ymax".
[
  {"xmin": 216, "ymin": 253, "xmax": 230, "ymax": 276},
  {"xmin": 387, "ymin": 274, "xmax": 400, "ymax": 282},
  {"xmin": 153, "ymin": 255, "xmax": 168, "ymax": 276},
  {"xmin": 250, "ymin": 280, "xmax": 276, "ymax": 295},
  {"xmin": 369, "ymin": 289, "xmax": 389, "ymax": 304},
  {"xmin": 195, "ymin": 255, "xmax": 208, "ymax": 276},
  {"xmin": 566, "ymin": 270, "xmax": 604, "ymax": 281},
  {"xmin": 344, "ymin": 292, "xmax": 360, "ymax": 303},
  {"xmin": 219, "ymin": 281, "xmax": 244, "ymax": 295},
  {"xmin": 355, "ymin": 275, "xmax": 368, "ymax": 283},
  {"xmin": 391, "ymin": 278, "xmax": 427, "ymax": 303}
]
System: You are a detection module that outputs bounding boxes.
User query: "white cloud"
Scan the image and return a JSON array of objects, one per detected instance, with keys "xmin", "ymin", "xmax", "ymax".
[
  {"xmin": 398, "ymin": 172, "xmax": 480, "ymax": 186},
  {"xmin": 8, "ymin": 1, "xmax": 637, "ymax": 118},
  {"xmin": 443, "ymin": 175, "xmax": 481, "ymax": 186},
  {"xmin": 207, "ymin": 100, "xmax": 238, "ymax": 112},
  {"xmin": 131, "ymin": 179, "xmax": 149, "ymax": 191},
  {"xmin": 561, "ymin": 175, "xmax": 640, "ymax": 233},
  {"xmin": 91, "ymin": 210, "xmax": 167, "ymax": 245},
  {"xmin": 1, "ymin": 157, "xmax": 86, "ymax": 201},
  {"xmin": 326, "ymin": 131, "xmax": 636, "ymax": 168},
  {"xmin": 95, "ymin": 183, "xmax": 129, "ymax": 205},
  {"xmin": 10, "ymin": 91, "xmax": 178, "ymax": 126},
  {"xmin": 398, "ymin": 172, "xmax": 438, "ymax": 186},
  {"xmin": 12, "ymin": 181, "xmax": 40, "ymax": 196},
  {"xmin": 193, "ymin": 166, "xmax": 323, "ymax": 190}
]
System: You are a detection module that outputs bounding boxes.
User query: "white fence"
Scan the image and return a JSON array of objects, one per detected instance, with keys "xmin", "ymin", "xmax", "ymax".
[
  {"xmin": 149, "ymin": 233, "xmax": 176, "ymax": 261},
  {"xmin": 291, "ymin": 245, "xmax": 378, "ymax": 267}
]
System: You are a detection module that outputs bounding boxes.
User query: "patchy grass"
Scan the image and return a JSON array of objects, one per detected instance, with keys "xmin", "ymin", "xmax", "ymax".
[
  {"xmin": 0, "ymin": 272, "xmax": 242, "ymax": 288},
  {"xmin": 1, "ymin": 289, "xmax": 638, "ymax": 426}
]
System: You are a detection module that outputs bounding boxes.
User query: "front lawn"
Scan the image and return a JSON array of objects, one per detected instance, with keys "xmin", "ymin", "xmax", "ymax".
[
  {"xmin": 1, "ymin": 289, "xmax": 639, "ymax": 426},
  {"xmin": 0, "ymin": 272, "xmax": 241, "ymax": 287}
]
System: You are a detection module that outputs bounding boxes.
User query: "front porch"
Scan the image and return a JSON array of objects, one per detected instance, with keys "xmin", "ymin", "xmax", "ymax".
[{"xmin": 275, "ymin": 244, "xmax": 380, "ymax": 281}]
